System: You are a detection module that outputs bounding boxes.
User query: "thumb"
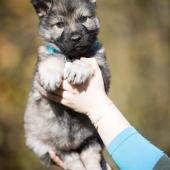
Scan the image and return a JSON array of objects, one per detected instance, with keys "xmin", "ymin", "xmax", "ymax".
[
  {"xmin": 80, "ymin": 57, "xmax": 100, "ymax": 71},
  {"xmin": 80, "ymin": 58, "xmax": 103, "ymax": 84}
]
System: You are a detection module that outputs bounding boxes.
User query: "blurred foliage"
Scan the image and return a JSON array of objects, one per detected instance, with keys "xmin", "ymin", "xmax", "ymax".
[{"xmin": 0, "ymin": 0, "xmax": 170, "ymax": 169}]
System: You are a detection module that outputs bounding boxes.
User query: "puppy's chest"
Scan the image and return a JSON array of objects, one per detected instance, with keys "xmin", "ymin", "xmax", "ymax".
[
  {"xmin": 40, "ymin": 101, "xmax": 95, "ymax": 147},
  {"xmin": 51, "ymin": 102, "xmax": 95, "ymax": 134}
]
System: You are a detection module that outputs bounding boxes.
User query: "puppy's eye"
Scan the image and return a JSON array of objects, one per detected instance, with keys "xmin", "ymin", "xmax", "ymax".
[
  {"xmin": 56, "ymin": 21, "xmax": 65, "ymax": 28},
  {"xmin": 79, "ymin": 16, "xmax": 88, "ymax": 23}
]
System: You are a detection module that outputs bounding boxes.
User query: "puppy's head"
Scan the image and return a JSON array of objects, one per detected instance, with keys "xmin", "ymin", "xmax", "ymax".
[{"xmin": 32, "ymin": 0, "xmax": 100, "ymax": 58}]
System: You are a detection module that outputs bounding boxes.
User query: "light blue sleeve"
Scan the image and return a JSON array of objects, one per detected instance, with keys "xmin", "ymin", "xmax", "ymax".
[{"xmin": 107, "ymin": 127, "xmax": 164, "ymax": 170}]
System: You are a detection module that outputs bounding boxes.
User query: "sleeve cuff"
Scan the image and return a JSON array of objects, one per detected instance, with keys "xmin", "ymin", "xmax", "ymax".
[{"xmin": 107, "ymin": 127, "xmax": 164, "ymax": 170}]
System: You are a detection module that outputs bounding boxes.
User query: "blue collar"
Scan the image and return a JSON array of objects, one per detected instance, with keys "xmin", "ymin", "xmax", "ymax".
[
  {"xmin": 46, "ymin": 45, "xmax": 61, "ymax": 55},
  {"xmin": 46, "ymin": 41, "xmax": 100, "ymax": 56}
]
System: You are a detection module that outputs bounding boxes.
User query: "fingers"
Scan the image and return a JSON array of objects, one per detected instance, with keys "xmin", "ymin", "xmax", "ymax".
[
  {"xmin": 55, "ymin": 89, "xmax": 75, "ymax": 99},
  {"xmin": 36, "ymin": 80, "xmax": 77, "ymax": 106},
  {"xmin": 42, "ymin": 91, "xmax": 71, "ymax": 105},
  {"xmin": 60, "ymin": 80, "xmax": 79, "ymax": 93},
  {"xmin": 49, "ymin": 150, "xmax": 65, "ymax": 169},
  {"xmin": 38, "ymin": 86, "xmax": 76, "ymax": 108}
]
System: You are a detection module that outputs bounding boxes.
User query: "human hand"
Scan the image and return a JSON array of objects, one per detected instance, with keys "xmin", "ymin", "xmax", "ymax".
[
  {"xmin": 38, "ymin": 58, "xmax": 129, "ymax": 145},
  {"xmin": 39, "ymin": 58, "xmax": 109, "ymax": 115}
]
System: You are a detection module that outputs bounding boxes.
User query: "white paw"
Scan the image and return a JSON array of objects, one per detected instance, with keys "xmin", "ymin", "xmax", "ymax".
[
  {"xmin": 38, "ymin": 57, "xmax": 64, "ymax": 91},
  {"xmin": 64, "ymin": 61, "xmax": 93, "ymax": 85}
]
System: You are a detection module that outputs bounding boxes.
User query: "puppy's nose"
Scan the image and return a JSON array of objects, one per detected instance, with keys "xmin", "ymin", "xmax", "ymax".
[{"xmin": 71, "ymin": 32, "xmax": 81, "ymax": 42}]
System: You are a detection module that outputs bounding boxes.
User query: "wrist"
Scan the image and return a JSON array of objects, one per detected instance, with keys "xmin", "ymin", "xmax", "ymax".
[
  {"xmin": 87, "ymin": 94, "xmax": 113, "ymax": 127},
  {"xmin": 88, "ymin": 93, "xmax": 110, "ymax": 112},
  {"xmin": 86, "ymin": 95, "xmax": 131, "ymax": 145}
]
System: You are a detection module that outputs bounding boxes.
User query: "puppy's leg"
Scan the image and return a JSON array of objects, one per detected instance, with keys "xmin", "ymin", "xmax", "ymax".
[
  {"xmin": 38, "ymin": 56, "xmax": 65, "ymax": 92},
  {"xmin": 80, "ymin": 143, "xmax": 109, "ymax": 170},
  {"xmin": 25, "ymin": 137, "xmax": 53, "ymax": 166},
  {"xmin": 62, "ymin": 153, "xmax": 86, "ymax": 170}
]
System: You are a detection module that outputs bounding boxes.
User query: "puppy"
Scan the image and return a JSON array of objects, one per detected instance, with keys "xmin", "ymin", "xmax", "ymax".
[{"xmin": 24, "ymin": 0, "xmax": 111, "ymax": 170}]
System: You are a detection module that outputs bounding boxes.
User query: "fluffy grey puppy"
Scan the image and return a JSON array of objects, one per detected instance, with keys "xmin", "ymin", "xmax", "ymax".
[{"xmin": 24, "ymin": 0, "xmax": 111, "ymax": 170}]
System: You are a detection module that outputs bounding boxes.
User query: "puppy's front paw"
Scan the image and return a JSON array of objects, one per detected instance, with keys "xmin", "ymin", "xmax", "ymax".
[
  {"xmin": 38, "ymin": 57, "xmax": 64, "ymax": 91},
  {"xmin": 39, "ymin": 71, "xmax": 62, "ymax": 92},
  {"xmin": 64, "ymin": 60, "xmax": 93, "ymax": 85}
]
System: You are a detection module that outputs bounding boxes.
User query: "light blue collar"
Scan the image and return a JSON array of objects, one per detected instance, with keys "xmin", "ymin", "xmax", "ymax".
[
  {"xmin": 46, "ymin": 41, "xmax": 100, "ymax": 56},
  {"xmin": 46, "ymin": 45, "xmax": 61, "ymax": 55}
]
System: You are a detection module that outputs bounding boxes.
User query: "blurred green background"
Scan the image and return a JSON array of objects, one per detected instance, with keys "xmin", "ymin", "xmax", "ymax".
[{"xmin": 0, "ymin": 0, "xmax": 170, "ymax": 169}]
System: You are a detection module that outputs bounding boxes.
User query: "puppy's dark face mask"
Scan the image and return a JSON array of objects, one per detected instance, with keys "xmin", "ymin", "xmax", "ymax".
[{"xmin": 32, "ymin": 0, "xmax": 100, "ymax": 59}]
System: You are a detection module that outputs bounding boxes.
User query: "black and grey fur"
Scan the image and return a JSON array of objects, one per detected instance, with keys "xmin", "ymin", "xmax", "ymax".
[{"xmin": 24, "ymin": 0, "xmax": 111, "ymax": 169}]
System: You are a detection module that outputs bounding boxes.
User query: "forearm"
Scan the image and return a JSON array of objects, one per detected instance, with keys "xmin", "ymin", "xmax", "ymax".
[
  {"xmin": 87, "ymin": 96, "xmax": 165, "ymax": 170},
  {"xmin": 88, "ymin": 95, "xmax": 131, "ymax": 146}
]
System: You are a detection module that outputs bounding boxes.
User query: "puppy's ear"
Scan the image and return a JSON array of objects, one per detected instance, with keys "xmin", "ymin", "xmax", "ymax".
[{"xmin": 31, "ymin": 0, "xmax": 52, "ymax": 17}]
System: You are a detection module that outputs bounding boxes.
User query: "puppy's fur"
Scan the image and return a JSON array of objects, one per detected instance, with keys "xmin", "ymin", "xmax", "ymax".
[{"xmin": 24, "ymin": 0, "xmax": 111, "ymax": 170}]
